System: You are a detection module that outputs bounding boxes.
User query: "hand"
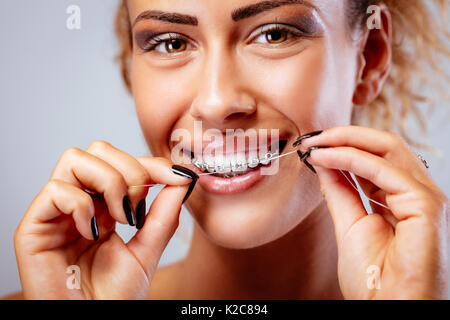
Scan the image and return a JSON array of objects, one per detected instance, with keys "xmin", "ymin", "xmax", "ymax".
[
  {"xmin": 295, "ymin": 126, "xmax": 449, "ymax": 299},
  {"xmin": 14, "ymin": 141, "xmax": 197, "ymax": 299}
]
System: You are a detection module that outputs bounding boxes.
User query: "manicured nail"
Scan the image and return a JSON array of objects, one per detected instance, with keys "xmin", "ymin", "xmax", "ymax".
[
  {"xmin": 91, "ymin": 216, "xmax": 99, "ymax": 241},
  {"xmin": 171, "ymin": 165, "xmax": 199, "ymax": 180},
  {"xmin": 293, "ymin": 130, "xmax": 323, "ymax": 147},
  {"xmin": 171, "ymin": 165, "xmax": 199, "ymax": 204},
  {"xmin": 297, "ymin": 146, "xmax": 329, "ymax": 174},
  {"xmin": 123, "ymin": 195, "xmax": 136, "ymax": 226},
  {"xmin": 303, "ymin": 158, "xmax": 317, "ymax": 174},
  {"xmin": 304, "ymin": 146, "xmax": 330, "ymax": 174},
  {"xmin": 136, "ymin": 199, "xmax": 146, "ymax": 230},
  {"xmin": 298, "ymin": 149, "xmax": 317, "ymax": 174},
  {"xmin": 183, "ymin": 179, "xmax": 198, "ymax": 203}
]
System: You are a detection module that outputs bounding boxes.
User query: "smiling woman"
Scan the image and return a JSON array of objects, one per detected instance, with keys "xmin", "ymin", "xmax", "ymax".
[
  {"xmin": 117, "ymin": 0, "xmax": 448, "ymax": 146},
  {"xmin": 9, "ymin": 0, "xmax": 450, "ymax": 300}
]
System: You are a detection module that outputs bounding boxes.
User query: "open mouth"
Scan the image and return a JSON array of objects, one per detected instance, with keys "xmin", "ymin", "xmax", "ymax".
[{"xmin": 183, "ymin": 139, "xmax": 288, "ymax": 178}]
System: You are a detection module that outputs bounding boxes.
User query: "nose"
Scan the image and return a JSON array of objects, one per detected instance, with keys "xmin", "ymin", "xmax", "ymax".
[{"xmin": 189, "ymin": 48, "xmax": 256, "ymax": 127}]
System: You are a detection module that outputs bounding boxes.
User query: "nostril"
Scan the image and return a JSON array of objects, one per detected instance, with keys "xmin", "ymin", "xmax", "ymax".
[{"xmin": 224, "ymin": 112, "xmax": 250, "ymax": 121}]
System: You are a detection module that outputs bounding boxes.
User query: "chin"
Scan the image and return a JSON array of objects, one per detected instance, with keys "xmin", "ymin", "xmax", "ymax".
[
  {"xmin": 185, "ymin": 164, "xmax": 322, "ymax": 250},
  {"xmin": 172, "ymin": 132, "xmax": 322, "ymax": 249}
]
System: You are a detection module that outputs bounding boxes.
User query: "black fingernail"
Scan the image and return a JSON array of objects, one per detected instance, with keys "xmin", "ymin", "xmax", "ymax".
[
  {"xmin": 171, "ymin": 165, "xmax": 199, "ymax": 204},
  {"xmin": 123, "ymin": 195, "xmax": 136, "ymax": 226},
  {"xmin": 297, "ymin": 146, "xmax": 328, "ymax": 174},
  {"xmin": 302, "ymin": 146, "xmax": 330, "ymax": 174},
  {"xmin": 183, "ymin": 179, "xmax": 198, "ymax": 204},
  {"xmin": 91, "ymin": 216, "xmax": 99, "ymax": 241},
  {"xmin": 300, "ymin": 149, "xmax": 310, "ymax": 161},
  {"xmin": 171, "ymin": 165, "xmax": 199, "ymax": 180},
  {"xmin": 303, "ymin": 158, "xmax": 317, "ymax": 174},
  {"xmin": 293, "ymin": 130, "xmax": 323, "ymax": 147},
  {"xmin": 298, "ymin": 150, "xmax": 317, "ymax": 174},
  {"xmin": 136, "ymin": 199, "xmax": 146, "ymax": 230}
]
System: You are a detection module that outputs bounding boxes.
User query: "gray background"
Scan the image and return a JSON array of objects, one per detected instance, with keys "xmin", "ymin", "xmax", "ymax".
[{"xmin": 0, "ymin": 0, "xmax": 448, "ymax": 298}]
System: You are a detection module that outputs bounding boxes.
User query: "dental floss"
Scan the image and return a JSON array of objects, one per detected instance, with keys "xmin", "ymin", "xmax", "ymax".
[
  {"xmin": 188, "ymin": 148, "xmax": 391, "ymax": 210},
  {"xmin": 338, "ymin": 169, "xmax": 390, "ymax": 210},
  {"xmin": 86, "ymin": 148, "xmax": 391, "ymax": 211}
]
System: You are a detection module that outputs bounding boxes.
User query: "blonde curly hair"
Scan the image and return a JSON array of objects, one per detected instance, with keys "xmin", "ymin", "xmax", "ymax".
[{"xmin": 114, "ymin": 0, "xmax": 449, "ymax": 149}]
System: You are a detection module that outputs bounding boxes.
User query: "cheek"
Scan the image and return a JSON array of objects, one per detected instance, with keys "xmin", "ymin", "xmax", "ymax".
[
  {"xmin": 131, "ymin": 57, "xmax": 193, "ymax": 155},
  {"xmin": 244, "ymin": 43, "xmax": 356, "ymax": 131}
]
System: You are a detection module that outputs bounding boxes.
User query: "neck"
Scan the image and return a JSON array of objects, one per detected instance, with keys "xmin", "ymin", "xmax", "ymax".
[{"xmin": 180, "ymin": 200, "xmax": 343, "ymax": 299}]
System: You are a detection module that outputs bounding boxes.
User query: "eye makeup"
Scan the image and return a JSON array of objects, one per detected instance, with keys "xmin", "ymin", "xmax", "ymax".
[
  {"xmin": 135, "ymin": 30, "xmax": 189, "ymax": 52},
  {"xmin": 133, "ymin": 11, "xmax": 323, "ymax": 54},
  {"xmin": 134, "ymin": 30, "xmax": 159, "ymax": 50},
  {"xmin": 277, "ymin": 14, "xmax": 323, "ymax": 37}
]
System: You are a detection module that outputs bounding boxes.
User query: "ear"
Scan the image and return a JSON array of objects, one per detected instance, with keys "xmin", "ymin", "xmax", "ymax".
[{"xmin": 352, "ymin": 3, "xmax": 392, "ymax": 106}]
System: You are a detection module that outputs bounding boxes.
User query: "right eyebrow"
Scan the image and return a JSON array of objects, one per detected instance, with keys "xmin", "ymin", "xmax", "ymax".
[
  {"xmin": 132, "ymin": 10, "xmax": 198, "ymax": 29},
  {"xmin": 232, "ymin": 0, "xmax": 318, "ymax": 21}
]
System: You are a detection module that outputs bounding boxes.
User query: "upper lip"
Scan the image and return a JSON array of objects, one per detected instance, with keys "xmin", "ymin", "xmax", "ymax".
[{"xmin": 177, "ymin": 132, "xmax": 290, "ymax": 159}]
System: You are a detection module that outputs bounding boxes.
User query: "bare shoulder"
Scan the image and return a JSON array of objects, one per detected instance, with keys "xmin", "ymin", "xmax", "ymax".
[
  {"xmin": 1, "ymin": 291, "xmax": 24, "ymax": 300},
  {"xmin": 148, "ymin": 260, "xmax": 184, "ymax": 300}
]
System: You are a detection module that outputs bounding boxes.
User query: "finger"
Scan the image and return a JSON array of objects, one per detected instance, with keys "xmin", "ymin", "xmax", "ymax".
[
  {"xmin": 50, "ymin": 148, "xmax": 130, "ymax": 225},
  {"xmin": 300, "ymin": 126, "xmax": 400, "ymax": 155},
  {"xmin": 86, "ymin": 141, "xmax": 154, "ymax": 225},
  {"xmin": 308, "ymin": 146, "xmax": 425, "ymax": 194},
  {"xmin": 353, "ymin": 175, "xmax": 392, "ymax": 216},
  {"xmin": 315, "ymin": 167, "xmax": 368, "ymax": 245},
  {"xmin": 86, "ymin": 142, "xmax": 195, "ymax": 226},
  {"xmin": 349, "ymin": 173, "xmax": 399, "ymax": 227},
  {"xmin": 135, "ymin": 156, "xmax": 194, "ymax": 186},
  {"xmin": 20, "ymin": 180, "xmax": 96, "ymax": 252},
  {"xmin": 126, "ymin": 184, "xmax": 189, "ymax": 278},
  {"xmin": 299, "ymin": 126, "xmax": 435, "ymax": 189},
  {"xmin": 353, "ymin": 175, "xmax": 379, "ymax": 197},
  {"xmin": 366, "ymin": 189, "xmax": 399, "ymax": 227},
  {"xmin": 308, "ymin": 147, "xmax": 430, "ymax": 220}
]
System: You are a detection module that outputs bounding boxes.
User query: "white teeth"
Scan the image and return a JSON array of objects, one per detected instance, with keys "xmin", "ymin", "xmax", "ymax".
[
  {"xmin": 232, "ymin": 159, "xmax": 248, "ymax": 172},
  {"xmin": 202, "ymin": 155, "xmax": 215, "ymax": 172},
  {"xmin": 230, "ymin": 153, "xmax": 248, "ymax": 172},
  {"xmin": 213, "ymin": 155, "xmax": 225, "ymax": 173},
  {"xmin": 247, "ymin": 158, "xmax": 260, "ymax": 168},
  {"xmin": 215, "ymin": 164, "xmax": 224, "ymax": 173},
  {"xmin": 216, "ymin": 160, "xmax": 231, "ymax": 173},
  {"xmin": 205, "ymin": 163, "xmax": 216, "ymax": 173},
  {"xmin": 192, "ymin": 151, "xmax": 278, "ymax": 174},
  {"xmin": 193, "ymin": 158, "xmax": 203, "ymax": 168},
  {"xmin": 259, "ymin": 152, "xmax": 272, "ymax": 165}
]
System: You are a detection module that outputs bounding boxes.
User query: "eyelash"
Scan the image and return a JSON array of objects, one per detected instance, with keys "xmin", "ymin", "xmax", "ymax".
[
  {"xmin": 140, "ymin": 24, "xmax": 305, "ymax": 53},
  {"xmin": 253, "ymin": 24, "xmax": 305, "ymax": 45}
]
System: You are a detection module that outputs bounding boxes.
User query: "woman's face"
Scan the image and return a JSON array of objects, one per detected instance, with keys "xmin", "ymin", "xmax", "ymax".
[{"xmin": 127, "ymin": 0, "xmax": 361, "ymax": 248}]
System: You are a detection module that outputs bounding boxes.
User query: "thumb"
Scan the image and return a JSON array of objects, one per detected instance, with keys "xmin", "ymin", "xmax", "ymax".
[
  {"xmin": 126, "ymin": 184, "xmax": 190, "ymax": 278},
  {"xmin": 315, "ymin": 166, "xmax": 367, "ymax": 245}
]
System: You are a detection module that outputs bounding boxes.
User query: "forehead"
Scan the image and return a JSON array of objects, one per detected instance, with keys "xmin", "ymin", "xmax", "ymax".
[{"xmin": 127, "ymin": 0, "xmax": 345, "ymax": 29}]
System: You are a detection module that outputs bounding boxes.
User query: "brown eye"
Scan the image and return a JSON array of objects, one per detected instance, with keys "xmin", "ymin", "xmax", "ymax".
[
  {"xmin": 165, "ymin": 38, "xmax": 187, "ymax": 53},
  {"xmin": 252, "ymin": 24, "xmax": 304, "ymax": 46},
  {"xmin": 265, "ymin": 29, "xmax": 288, "ymax": 44}
]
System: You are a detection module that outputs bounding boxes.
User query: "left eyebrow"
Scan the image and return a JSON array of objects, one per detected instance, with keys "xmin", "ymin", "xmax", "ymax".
[
  {"xmin": 132, "ymin": 10, "xmax": 198, "ymax": 28},
  {"xmin": 231, "ymin": 0, "xmax": 319, "ymax": 21}
]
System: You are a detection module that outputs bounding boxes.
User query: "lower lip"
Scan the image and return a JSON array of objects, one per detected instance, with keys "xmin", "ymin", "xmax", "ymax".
[{"xmin": 188, "ymin": 164, "xmax": 267, "ymax": 194}]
